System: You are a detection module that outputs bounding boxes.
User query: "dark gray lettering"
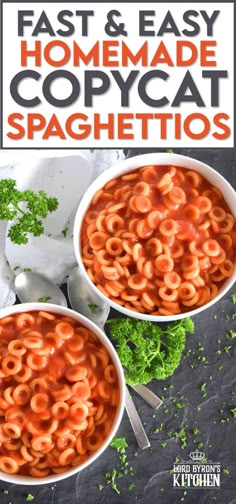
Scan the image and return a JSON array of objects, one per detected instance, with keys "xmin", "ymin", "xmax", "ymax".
[
  {"xmin": 182, "ymin": 11, "xmax": 200, "ymax": 36},
  {"xmin": 202, "ymin": 70, "xmax": 228, "ymax": 106},
  {"xmin": 10, "ymin": 70, "xmax": 41, "ymax": 107},
  {"xmin": 111, "ymin": 71, "xmax": 139, "ymax": 106},
  {"xmin": 84, "ymin": 71, "xmax": 110, "ymax": 106},
  {"xmin": 172, "ymin": 70, "xmax": 205, "ymax": 106},
  {"xmin": 43, "ymin": 70, "xmax": 80, "ymax": 107},
  {"xmin": 138, "ymin": 70, "xmax": 169, "ymax": 107},
  {"xmin": 57, "ymin": 11, "xmax": 74, "ymax": 37}
]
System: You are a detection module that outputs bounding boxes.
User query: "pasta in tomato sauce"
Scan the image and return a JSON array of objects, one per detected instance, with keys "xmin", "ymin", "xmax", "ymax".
[
  {"xmin": 81, "ymin": 165, "xmax": 236, "ymax": 315},
  {"xmin": 0, "ymin": 311, "xmax": 120, "ymax": 477}
]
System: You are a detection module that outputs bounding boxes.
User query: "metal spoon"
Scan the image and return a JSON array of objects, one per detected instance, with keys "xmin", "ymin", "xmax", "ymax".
[
  {"xmin": 68, "ymin": 267, "xmax": 162, "ymax": 410},
  {"xmin": 15, "ymin": 272, "xmax": 67, "ymax": 307},
  {"xmin": 67, "ymin": 266, "xmax": 150, "ymax": 449},
  {"xmin": 67, "ymin": 266, "xmax": 110, "ymax": 328}
]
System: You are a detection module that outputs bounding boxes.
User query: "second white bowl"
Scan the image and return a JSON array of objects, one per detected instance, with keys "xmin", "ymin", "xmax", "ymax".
[{"xmin": 74, "ymin": 153, "xmax": 236, "ymax": 322}]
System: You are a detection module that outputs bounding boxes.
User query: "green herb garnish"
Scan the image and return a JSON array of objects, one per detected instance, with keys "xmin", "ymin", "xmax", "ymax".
[
  {"xmin": 128, "ymin": 482, "xmax": 136, "ymax": 490},
  {"xmin": 166, "ymin": 148, "xmax": 174, "ymax": 153},
  {"xmin": 175, "ymin": 401, "xmax": 185, "ymax": 409},
  {"xmin": 154, "ymin": 423, "xmax": 163, "ymax": 433},
  {"xmin": 221, "ymin": 417, "xmax": 229, "ymax": 423},
  {"xmin": 62, "ymin": 226, "xmax": 69, "ymax": 238},
  {"xmin": 105, "ymin": 469, "xmax": 121, "ymax": 494},
  {"xmin": 102, "ymin": 436, "xmax": 135, "ymax": 494},
  {"xmin": 107, "ymin": 317, "xmax": 194, "ymax": 385},
  {"xmin": 0, "ymin": 178, "xmax": 58, "ymax": 244},
  {"xmin": 37, "ymin": 296, "xmax": 51, "ymax": 303},
  {"xmin": 110, "ymin": 437, "xmax": 128, "ymax": 454},
  {"xmin": 168, "ymin": 428, "xmax": 187, "ymax": 449},
  {"xmin": 227, "ymin": 330, "xmax": 236, "ymax": 339},
  {"xmin": 88, "ymin": 302, "xmax": 98, "ymax": 313},
  {"xmin": 26, "ymin": 495, "xmax": 35, "ymax": 502},
  {"xmin": 230, "ymin": 408, "xmax": 236, "ymax": 418},
  {"xmin": 231, "ymin": 293, "xmax": 236, "ymax": 304}
]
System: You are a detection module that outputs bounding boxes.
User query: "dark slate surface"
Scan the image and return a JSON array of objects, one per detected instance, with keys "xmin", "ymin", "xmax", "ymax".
[{"xmin": 1, "ymin": 148, "xmax": 236, "ymax": 504}]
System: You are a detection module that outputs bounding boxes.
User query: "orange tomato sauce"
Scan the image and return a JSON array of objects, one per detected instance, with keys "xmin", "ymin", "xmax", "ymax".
[
  {"xmin": 81, "ymin": 165, "xmax": 236, "ymax": 315},
  {"xmin": 0, "ymin": 311, "xmax": 120, "ymax": 477}
]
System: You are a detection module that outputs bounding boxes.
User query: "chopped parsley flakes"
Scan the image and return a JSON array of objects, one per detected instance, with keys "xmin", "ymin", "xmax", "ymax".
[{"xmin": 88, "ymin": 302, "xmax": 98, "ymax": 313}]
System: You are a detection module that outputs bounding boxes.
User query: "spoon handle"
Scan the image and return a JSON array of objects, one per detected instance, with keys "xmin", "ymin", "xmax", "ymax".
[
  {"xmin": 131, "ymin": 384, "xmax": 163, "ymax": 410},
  {"xmin": 125, "ymin": 386, "xmax": 150, "ymax": 450}
]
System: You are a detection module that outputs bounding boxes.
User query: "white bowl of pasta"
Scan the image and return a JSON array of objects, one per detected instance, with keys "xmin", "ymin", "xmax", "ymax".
[
  {"xmin": 74, "ymin": 153, "xmax": 236, "ymax": 321},
  {"xmin": 0, "ymin": 303, "xmax": 125, "ymax": 484}
]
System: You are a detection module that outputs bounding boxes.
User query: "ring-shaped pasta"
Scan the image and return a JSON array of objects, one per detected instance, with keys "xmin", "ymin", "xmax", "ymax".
[
  {"xmin": 146, "ymin": 238, "xmax": 162, "ymax": 257},
  {"xmin": 202, "ymin": 239, "xmax": 221, "ymax": 257},
  {"xmin": 143, "ymin": 261, "xmax": 155, "ymax": 279},
  {"xmin": 105, "ymin": 237, "xmax": 123, "ymax": 256},
  {"xmin": 168, "ymin": 186, "xmax": 186, "ymax": 204},
  {"xmin": 184, "ymin": 204, "xmax": 201, "ymax": 221},
  {"xmin": 132, "ymin": 243, "xmax": 143, "ymax": 261},
  {"xmin": 155, "ymin": 254, "xmax": 174, "ymax": 273},
  {"xmin": 2, "ymin": 422, "xmax": 22, "ymax": 439},
  {"xmin": 181, "ymin": 255, "xmax": 199, "ymax": 272},
  {"xmin": 0, "ymin": 456, "xmax": 19, "ymax": 474},
  {"xmin": 2, "ymin": 355, "xmax": 22, "ymax": 376},
  {"xmin": 181, "ymin": 292, "xmax": 200, "ymax": 306},
  {"xmin": 30, "ymin": 393, "xmax": 50, "ymax": 413},
  {"xmin": 209, "ymin": 206, "xmax": 226, "ymax": 222},
  {"xmin": 13, "ymin": 384, "xmax": 31, "ymax": 406},
  {"xmin": 185, "ymin": 170, "xmax": 202, "ymax": 187},
  {"xmin": 210, "ymin": 249, "xmax": 226, "ymax": 265},
  {"xmin": 134, "ymin": 181, "xmax": 150, "ymax": 195},
  {"xmin": 101, "ymin": 265, "xmax": 121, "ymax": 280},
  {"xmin": 105, "ymin": 214, "xmax": 124, "ymax": 233},
  {"xmin": 8, "ymin": 340, "xmax": 27, "ymax": 357},
  {"xmin": 219, "ymin": 234, "xmax": 233, "ymax": 251},
  {"xmin": 219, "ymin": 259, "xmax": 235, "ymax": 277},
  {"xmin": 189, "ymin": 241, "xmax": 204, "ymax": 257},
  {"xmin": 218, "ymin": 214, "xmax": 234, "ymax": 233},
  {"xmin": 164, "ymin": 271, "xmax": 181, "ymax": 289},
  {"xmin": 159, "ymin": 287, "xmax": 178, "ymax": 302},
  {"xmin": 178, "ymin": 282, "xmax": 196, "ymax": 300},
  {"xmin": 194, "ymin": 196, "xmax": 212, "ymax": 213},
  {"xmin": 89, "ymin": 232, "xmax": 109, "ymax": 251},
  {"xmin": 183, "ymin": 267, "xmax": 200, "ymax": 280},
  {"xmin": 128, "ymin": 274, "xmax": 147, "ymax": 291},
  {"xmin": 147, "ymin": 210, "xmax": 162, "ymax": 229},
  {"xmin": 136, "ymin": 219, "xmax": 153, "ymax": 239},
  {"xmin": 16, "ymin": 313, "xmax": 35, "ymax": 330},
  {"xmin": 159, "ymin": 219, "xmax": 178, "ymax": 236}
]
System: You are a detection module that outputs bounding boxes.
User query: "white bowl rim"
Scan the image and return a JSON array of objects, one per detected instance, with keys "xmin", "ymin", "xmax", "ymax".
[
  {"xmin": 0, "ymin": 302, "xmax": 125, "ymax": 485},
  {"xmin": 74, "ymin": 152, "xmax": 236, "ymax": 322}
]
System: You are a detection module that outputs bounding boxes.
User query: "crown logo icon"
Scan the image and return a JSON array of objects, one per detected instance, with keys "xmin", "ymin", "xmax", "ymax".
[{"xmin": 189, "ymin": 450, "xmax": 205, "ymax": 462}]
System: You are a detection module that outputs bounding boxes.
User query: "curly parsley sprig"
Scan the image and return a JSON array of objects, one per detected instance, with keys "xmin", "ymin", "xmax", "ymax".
[
  {"xmin": 0, "ymin": 179, "xmax": 58, "ymax": 245},
  {"xmin": 107, "ymin": 317, "xmax": 194, "ymax": 385}
]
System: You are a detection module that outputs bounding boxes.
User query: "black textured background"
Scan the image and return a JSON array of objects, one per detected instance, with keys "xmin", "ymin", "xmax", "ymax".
[{"xmin": 0, "ymin": 148, "xmax": 236, "ymax": 504}]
